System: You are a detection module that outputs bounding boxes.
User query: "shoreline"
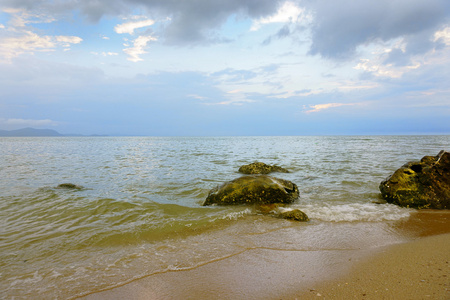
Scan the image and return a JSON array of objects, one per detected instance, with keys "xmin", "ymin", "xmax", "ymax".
[{"xmin": 79, "ymin": 210, "xmax": 450, "ymax": 300}]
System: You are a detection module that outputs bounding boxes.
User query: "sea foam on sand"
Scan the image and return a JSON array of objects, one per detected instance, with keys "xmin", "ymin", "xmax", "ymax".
[{"xmin": 79, "ymin": 211, "xmax": 450, "ymax": 300}]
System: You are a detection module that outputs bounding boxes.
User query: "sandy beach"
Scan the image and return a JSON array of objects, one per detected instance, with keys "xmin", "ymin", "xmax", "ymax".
[
  {"xmin": 78, "ymin": 210, "xmax": 450, "ymax": 300},
  {"xmin": 298, "ymin": 233, "xmax": 450, "ymax": 300}
]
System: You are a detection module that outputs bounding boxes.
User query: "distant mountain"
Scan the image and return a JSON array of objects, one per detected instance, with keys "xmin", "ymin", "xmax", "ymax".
[
  {"xmin": 0, "ymin": 127, "xmax": 63, "ymax": 137},
  {"xmin": 0, "ymin": 127, "xmax": 108, "ymax": 137}
]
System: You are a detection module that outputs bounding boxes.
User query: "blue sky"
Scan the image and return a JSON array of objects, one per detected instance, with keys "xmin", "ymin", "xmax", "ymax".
[{"xmin": 0, "ymin": 0, "xmax": 449, "ymax": 135}]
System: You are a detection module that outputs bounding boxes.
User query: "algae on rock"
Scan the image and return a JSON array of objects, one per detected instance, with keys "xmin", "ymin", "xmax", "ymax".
[
  {"xmin": 203, "ymin": 175, "xmax": 299, "ymax": 206},
  {"xmin": 238, "ymin": 162, "xmax": 289, "ymax": 175},
  {"xmin": 379, "ymin": 150, "xmax": 450, "ymax": 209},
  {"xmin": 277, "ymin": 209, "xmax": 309, "ymax": 222},
  {"xmin": 56, "ymin": 183, "xmax": 83, "ymax": 190}
]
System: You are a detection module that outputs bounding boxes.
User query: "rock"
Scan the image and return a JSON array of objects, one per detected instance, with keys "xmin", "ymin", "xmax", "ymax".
[
  {"xmin": 379, "ymin": 150, "xmax": 450, "ymax": 209},
  {"xmin": 203, "ymin": 175, "xmax": 299, "ymax": 206},
  {"xmin": 255, "ymin": 204, "xmax": 309, "ymax": 221},
  {"xmin": 238, "ymin": 162, "xmax": 289, "ymax": 175},
  {"xmin": 56, "ymin": 183, "xmax": 83, "ymax": 189},
  {"xmin": 277, "ymin": 209, "xmax": 309, "ymax": 222}
]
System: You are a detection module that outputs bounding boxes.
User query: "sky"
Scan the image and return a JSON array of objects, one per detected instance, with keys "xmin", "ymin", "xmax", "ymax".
[{"xmin": 0, "ymin": 0, "xmax": 449, "ymax": 136}]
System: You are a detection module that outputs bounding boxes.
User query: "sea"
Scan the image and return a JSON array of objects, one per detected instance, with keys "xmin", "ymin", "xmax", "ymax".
[{"xmin": 1, "ymin": 135, "xmax": 449, "ymax": 299}]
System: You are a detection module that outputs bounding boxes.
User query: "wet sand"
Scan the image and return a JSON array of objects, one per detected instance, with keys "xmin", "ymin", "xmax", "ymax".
[
  {"xmin": 79, "ymin": 211, "xmax": 450, "ymax": 300},
  {"xmin": 298, "ymin": 233, "xmax": 450, "ymax": 300}
]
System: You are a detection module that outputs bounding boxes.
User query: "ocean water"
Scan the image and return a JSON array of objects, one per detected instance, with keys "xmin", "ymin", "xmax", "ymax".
[{"xmin": 1, "ymin": 135, "xmax": 448, "ymax": 299}]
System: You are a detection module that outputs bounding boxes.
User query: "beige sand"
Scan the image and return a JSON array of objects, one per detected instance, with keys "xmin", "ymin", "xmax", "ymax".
[
  {"xmin": 79, "ymin": 211, "xmax": 450, "ymax": 300},
  {"xmin": 298, "ymin": 233, "xmax": 450, "ymax": 300}
]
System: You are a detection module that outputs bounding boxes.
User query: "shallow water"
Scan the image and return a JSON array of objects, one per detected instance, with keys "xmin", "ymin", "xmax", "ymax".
[{"xmin": 0, "ymin": 136, "xmax": 448, "ymax": 299}]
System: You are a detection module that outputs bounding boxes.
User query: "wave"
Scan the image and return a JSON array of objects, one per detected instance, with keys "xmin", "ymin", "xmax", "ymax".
[{"xmin": 287, "ymin": 202, "xmax": 412, "ymax": 222}]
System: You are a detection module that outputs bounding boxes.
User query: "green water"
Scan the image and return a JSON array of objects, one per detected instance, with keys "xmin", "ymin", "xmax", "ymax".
[{"xmin": 1, "ymin": 136, "xmax": 448, "ymax": 299}]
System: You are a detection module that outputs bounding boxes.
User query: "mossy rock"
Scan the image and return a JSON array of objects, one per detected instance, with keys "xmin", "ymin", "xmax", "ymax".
[
  {"xmin": 379, "ymin": 150, "xmax": 450, "ymax": 209},
  {"xmin": 56, "ymin": 183, "xmax": 83, "ymax": 190},
  {"xmin": 238, "ymin": 162, "xmax": 289, "ymax": 175},
  {"xmin": 277, "ymin": 209, "xmax": 309, "ymax": 222},
  {"xmin": 203, "ymin": 175, "xmax": 299, "ymax": 206}
]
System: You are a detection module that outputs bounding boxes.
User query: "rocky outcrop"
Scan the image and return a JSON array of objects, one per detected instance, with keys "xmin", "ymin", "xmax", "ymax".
[
  {"xmin": 203, "ymin": 175, "xmax": 299, "ymax": 206},
  {"xmin": 238, "ymin": 162, "xmax": 289, "ymax": 174},
  {"xmin": 56, "ymin": 183, "xmax": 83, "ymax": 189},
  {"xmin": 379, "ymin": 150, "xmax": 450, "ymax": 209}
]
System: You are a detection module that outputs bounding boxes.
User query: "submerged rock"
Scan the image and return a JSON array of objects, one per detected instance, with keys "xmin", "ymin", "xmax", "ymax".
[
  {"xmin": 379, "ymin": 150, "xmax": 450, "ymax": 209},
  {"xmin": 238, "ymin": 162, "xmax": 289, "ymax": 175},
  {"xmin": 277, "ymin": 209, "xmax": 309, "ymax": 222},
  {"xmin": 255, "ymin": 205, "xmax": 309, "ymax": 222},
  {"xmin": 203, "ymin": 175, "xmax": 299, "ymax": 206},
  {"xmin": 56, "ymin": 183, "xmax": 83, "ymax": 190}
]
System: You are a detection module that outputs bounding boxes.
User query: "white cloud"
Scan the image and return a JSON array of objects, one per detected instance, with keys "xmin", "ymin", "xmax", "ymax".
[
  {"xmin": 124, "ymin": 35, "xmax": 157, "ymax": 62},
  {"xmin": 353, "ymin": 31, "xmax": 450, "ymax": 79},
  {"xmin": 0, "ymin": 31, "xmax": 54, "ymax": 62},
  {"xmin": 304, "ymin": 102, "xmax": 358, "ymax": 113},
  {"xmin": 91, "ymin": 51, "xmax": 119, "ymax": 56},
  {"xmin": 353, "ymin": 40, "xmax": 419, "ymax": 78},
  {"xmin": 114, "ymin": 17, "xmax": 158, "ymax": 62},
  {"xmin": 0, "ymin": 8, "xmax": 82, "ymax": 62},
  {"xmin": 2, "ymin": 7, "xmax": 55, "ymax": 27},
  {"xmin": 251, "ymin": 2, "xmax": 307, "ymax": 31},
  {"xmin": 434, "ymin": 27, "xmax": 450, "ymax": 46},
  {"xmin": 114, "ymin": 19, "xmax": 155, "ymax": 35},
  {"xmin": 55, "ymin": 36, "xmax": 83, "ymax": 45},
  {"xmin": 0, "ymin": 31, "xmax": 83, "ymax": 62},
  {"xmin": 0, "ymin": 118, "xmax": 58, "ymax": 127}
]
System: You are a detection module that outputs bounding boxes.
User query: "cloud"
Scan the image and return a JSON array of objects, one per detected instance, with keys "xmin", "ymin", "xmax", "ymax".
[
  {"xmin": 187, "ymin": 94, "xmax": 208, "ymax": 100},
  {"xmin": 353, "ymin": 26, "xmax": 450, "ymax": 79},
  {"xmin": 305, "ymin": 0, "xmax": 450, "ymax": 61},
  {"xmin": 0, "ymin": 31, "xmax": 83, "ymax": 62},
  {"xmin": 262, "ymin": 24, "xmax": 291, "ymax": 45},
  {"xmin": 434, "ymin": 27, "xmax": 450, "ymax": 46},
  {"xmin": 91, "ymin": 51, "xmax": 118, "ymax": 57},
  {"xmin": 55, "ymin": 36, "xmax": 83, "ymax": 45},
  {"xmin": 304, "ymin": 102, "xmax": 360, "ymax": 113},
  {"xmin": 251, "ymin": 1, "xmax": 307, "ymax": 31},
  {"xmin": 123, "ymin": 35, "xmax": 157, "ymax": 62},
  {"xmin": 354, "ymin": 58, "xmax": 410, "ymax": 78},
  {"xmin": 0, "ymin": 8, "xmax": 82, "ymax": 62},
  {"xmin": 0, "ymin": 118, "xmax": 58, "ymax": 127},
  {"xmin": 114, "ymin": 19, "xmax": 155, "ymax": 35},
  {"xmin": 113, "ymin": 16, "xmax": 158, "ymax": 62},
  {"xmin": 2, "ymin": 7, "xmax": 55, "ymax": 27},
  {"xmin": 3, "ymin": 0, "xmax": 449, "ymax": 55},
  {"xmin": 2, "ymin": 0, "xmax": 285, "ymax": 45}
]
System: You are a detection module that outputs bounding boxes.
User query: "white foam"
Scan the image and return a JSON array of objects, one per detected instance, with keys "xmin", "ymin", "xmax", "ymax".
[
  {"xmin": 289, "ymin": 203, "xmax": 412, "ymax": 222},
  {"xmin": 220, "ymin": 208, "xmax": 252, "ymax": 220}
]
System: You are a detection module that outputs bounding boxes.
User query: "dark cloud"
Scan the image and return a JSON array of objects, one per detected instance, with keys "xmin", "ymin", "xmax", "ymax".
[
  {"xmin": 3, "ymin": 0, "xmax": 449, "ymax": 62},
  {"xmin": 1, "ymin": 0, "xmax": 284, "ymax": 45},
  {"xmin": 151, "ymin": 0, "xmax": 284, "ymax": 45},
  {"xmin": 305, "ymin": 0, "xmax": 450, "ymax": 60},
  {"xmin": 262, "ymin": 24, "xmax": 291, "ymax": 45}
]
